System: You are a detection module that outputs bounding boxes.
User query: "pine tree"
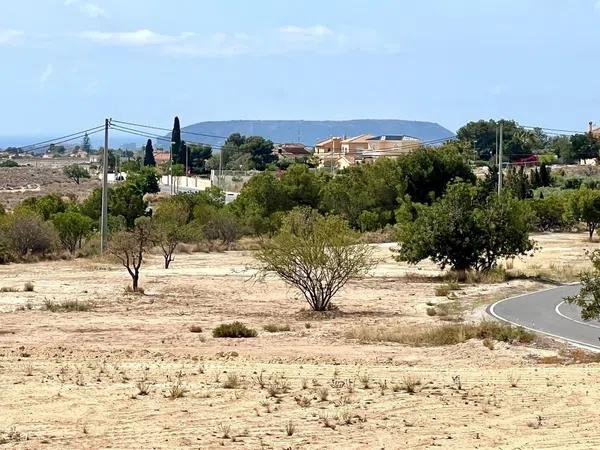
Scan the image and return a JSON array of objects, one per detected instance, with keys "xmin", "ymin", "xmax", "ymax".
[
  {"xmin": 171, "ymin": 116, "xmax": 182, "ymax": 164},
  {"xmin": 143, "ymin": 139, "xmax": 156, "ymax": 167},
  {"xmin": 82, "ymin": 132, "xmax": 91, "ymax": 153}
]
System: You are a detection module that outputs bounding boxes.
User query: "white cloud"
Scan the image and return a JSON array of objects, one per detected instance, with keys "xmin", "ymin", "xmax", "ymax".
[
  {"xmin": 39, "ymin": 64, "xmax": 53, "ymax": 87},
  {"xmin": 279, "ymin": 25, "xmax": 334, "ymax": 42},
  {"xmin": 80, "ymin": 29, "xmax": 192, "ymax": 46},
  {"xmin": 79, "ymin": 25, "xmax": 398, "ymax": 58},
  {"xmin": 65, "ymin": 0, "xmax": 107, "ymax": 18},
  {"xmin": 0, "ymin": 29, "xmax": 25, "ymax": 45}
]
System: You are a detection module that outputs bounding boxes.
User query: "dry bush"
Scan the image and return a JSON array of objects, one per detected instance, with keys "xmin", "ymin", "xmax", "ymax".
[
  {"xmin": 0, "ymin": 287, "xmax": 18, "ymax": 293},
  {"xmin": 44, "ymin": 299, "xmax": 94, "ymax": 312},
  {"xmin": 285, "ymin": 420, "xmax": 296, "ymax": 436},
  {"xmin": 263, "ymin": 323, "xmax": 291, "ymax": 333},
  {"xmin": 401, "ymin": 375, "xmax": 421, "ymax": 394},
  {"xmin": 222, "ymin": 372, "xmax": 241, "ymax": 389},
  {"xmin": 23, "ymin": 282, "xmax": 34, "ymax": 292},
  {"xmin": 167, "ymin": 380, "xmax": 187, "ymax": 399},
  {"xmin": 212, "ymin": 322, "xmax": 257, "ymax": 338},
  {"xmin": 345, "ymin": 321, "xmax": 534, "ymax": 347},
  {"xmin": 188, "ymin": 325, "xmax": 203, "ymax": 333},
  {"xmin": 434, "ymin": 281, "xmax": 461, "ymax": 297}
]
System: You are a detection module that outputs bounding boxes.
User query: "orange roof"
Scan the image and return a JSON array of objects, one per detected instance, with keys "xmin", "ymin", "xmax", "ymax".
[{"xmin": 315, "ymin": 137, "xmax": 342, "ymax": 147}]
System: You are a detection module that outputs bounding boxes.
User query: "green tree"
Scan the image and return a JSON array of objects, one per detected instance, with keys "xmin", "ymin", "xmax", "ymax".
[
  {"xmin": 240, "ymin": 136, "xmax": 276, "ymax": 170},
  {"xmin": 110, "ymin": 182, "xmax": 147, "ymax": 229},
  {"xmin": 143, "ymin": 139, "xmax": 156, "ymax": 167},
  {"xmin": 63, "ymin": 164, "xmax": 91, "ymax": 184},
  {"xmin": 52, "ymin": 211, "xmax": 94, "ymax": 254},
  {"xmin": 109, "ymin": 216, "xmax": 154, "ymax": 292},
  {"xmin": 570, "ymin": 133, "xmax": 600, "ymax": 161},
  {"xmin": 0, "ymin": 210, "xmax": 57, "ymax": 257},
  {"xmin": 153, "ymin": 200, "xmax": 198, "ymax": 268},
  {"xmin": 504, "ymin": 166, "xmax": 532, "ymax": 200},
  {"xmin": 279, "ymin": 164, "xmax": 323, "ymax": 208},
  {"xmin": 171, "ymin": 116, "xmax": 182, "ymax": 164},
  {"xmin": 127, "ymin": 167, "xmax": 160, "ymax": 194},
  {"xmin": 570, "ymin": 188, "xmax": 600, "ymax": 240},
  {"xmin": 0, "ymin": 160, "xmax": 18, "ymax": 168},
  {"xmin": 18, "ymin": 194, "xmax": 67, "ymax": 220},
  {"xmin": 395, "ymin": 181, "xmax": 534, "ymax": 275},
  {"xmin": 188, "ymin": 143, "xmax": 212, "ymax": 174},
  {"xmin": 255, "ymin": 208, "xmax": 375, "ymax": 311}
]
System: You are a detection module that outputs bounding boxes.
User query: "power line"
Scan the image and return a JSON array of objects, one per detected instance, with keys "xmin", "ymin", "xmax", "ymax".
[
  {"xmin": 20, "ymin": 125, "xmax": 105, "ymax": 150},
  {"xmin": 27, "ymin": 128, "xmax": 106, "ymax": 152},
  {"xmin": 112, "ymin": 119, "xmax": 229, "ymax": 140},
  {"xmin": 110, "ymin": 124, "xmax": 222, "ymax": 149}
]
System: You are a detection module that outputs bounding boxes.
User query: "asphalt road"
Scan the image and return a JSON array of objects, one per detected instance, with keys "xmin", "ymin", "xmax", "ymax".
[{"xmin": 488, "ymin": 283, "xmax": 600, "ymax": 351}]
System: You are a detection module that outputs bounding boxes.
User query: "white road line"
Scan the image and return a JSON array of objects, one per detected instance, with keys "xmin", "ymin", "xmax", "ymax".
[
  {"xmin": 488, "ymin": 284, "xmax": 600, "ymax": 353},
  {"xmin": 554, "ymin": 301, "xmax": 600, "ymax": 330}
]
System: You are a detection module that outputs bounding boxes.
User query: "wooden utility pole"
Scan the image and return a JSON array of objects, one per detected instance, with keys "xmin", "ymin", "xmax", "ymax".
[
  {"xmin": 100, "ymin": 118, "xmax": 109, "ymax": 253},
  {"xmin": 497, "ymin": 122, "xmax": 503, "ymax": 195}
]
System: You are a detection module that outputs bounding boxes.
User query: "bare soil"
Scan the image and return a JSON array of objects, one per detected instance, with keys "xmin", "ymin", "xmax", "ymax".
[
  {"xmin": 0, "ymin": 166, "xmax": 99, "ymax": 209},
  {"xmin": 0, "ymin": 233, "xmax": 599, "ymax": 449}
]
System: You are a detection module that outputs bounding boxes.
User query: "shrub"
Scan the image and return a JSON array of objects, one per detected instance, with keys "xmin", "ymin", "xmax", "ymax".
[
  {"xmin": 43, "ymin": 299, "xmax": 94, "ymax": 312},
  {"xmin": 434, "ymin": 281, "xmax": 461, "ymax": 296},
  {"xmin": 0, "ymin": 210, "xmax": 57, "ymax": 257},
  {"xmin": 63, "ymin": 164, "xmax": 91, "ymax": 184},
  {"xmin": 189, "ymin": 325, "xmax": 203, "ymax": 333},
  {"xmin": 0, "ymin": 160, "xmax": 18, "ymax": 168},
  {"xmin": 212, "ymin": 322, "xmax": 257, "ymax": 338},
  {"xmin": 23, "ymin": 282, "xmax": 34, "ymax": 292},
  {"xmin": 52, "ymin": 211, "xmax": 94, "ymax": 254}
]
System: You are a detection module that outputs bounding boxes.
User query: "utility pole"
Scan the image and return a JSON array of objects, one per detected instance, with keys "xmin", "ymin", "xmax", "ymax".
[
  {"xmin": 497, "ymin": 123, "xmax": 503, "ymax": 195},
  {"xmin": 100, "ymin": 118, "xmax": 109, "ymax": 253}
]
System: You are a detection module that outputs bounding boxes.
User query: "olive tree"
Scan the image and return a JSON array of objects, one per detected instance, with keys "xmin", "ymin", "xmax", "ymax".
[
  {"xmin": 570, "ymin": 188, "xmax": 600, "ymax": 241},
  {"xmin": 395, "ymin": 181, "xmax": 534, "ymax": 277},
  {"xmin": 63, "ymin": 164, "xmax": 91, "ymax": 184},
  {"xmin": 255, "ymin": 208, "xmax": 375, "ymax": 311},
  {"xmin": 109, "ymin": 216, "xmax": 154, "ymax": 292},
  {"xmin": 52, "ymin": 211, "xmax": 94, "ymax": 254}
]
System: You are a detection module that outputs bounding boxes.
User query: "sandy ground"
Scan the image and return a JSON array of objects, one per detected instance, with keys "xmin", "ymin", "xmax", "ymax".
[{"xmin": 0, "ymin": 233, "xmax": 599, "ymax": 449}]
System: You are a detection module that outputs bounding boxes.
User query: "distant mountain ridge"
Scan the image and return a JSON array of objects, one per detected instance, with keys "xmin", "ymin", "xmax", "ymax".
[{"xmin": 179, "ymin": 120, "xmax": 454, "ymax": 148}]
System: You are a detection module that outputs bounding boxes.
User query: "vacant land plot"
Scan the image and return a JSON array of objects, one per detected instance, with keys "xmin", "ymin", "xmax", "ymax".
[
  {"xmin": 0, "ymin": 166, "xmax": 99, "ymax": 209},
  {"xmin": 0, "ymin": 233, "xmax": 598, "ymax": 448}
]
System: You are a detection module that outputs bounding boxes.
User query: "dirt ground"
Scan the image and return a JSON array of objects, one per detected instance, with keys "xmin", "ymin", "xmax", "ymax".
[
  {"xmin": 0, "ymin": 232, "xmax": 599, "ymax": 449},
  {"xmin": 0, "ymin": 166, "xmax": 100, "ymax": 210}
]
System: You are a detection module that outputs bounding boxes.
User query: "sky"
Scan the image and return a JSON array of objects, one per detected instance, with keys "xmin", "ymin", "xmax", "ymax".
[{"xmin": 2, "ymin": 0, "xmax": 600, "ymax": 144}]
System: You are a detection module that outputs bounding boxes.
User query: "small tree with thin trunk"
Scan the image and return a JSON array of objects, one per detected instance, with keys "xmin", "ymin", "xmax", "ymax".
[
  {"xmin": 255, "ymin": 208, "xmax": 375, "ymax": 311},
  {"xmin": 153, "ymin": 199, "xmax": 198, "ymax": 268},
  {"xmin": 109, "ymin": 216, "xmax": 154, "ymax": 292},
  {"xmin": 63, "ymin": 164, "xmax": 90, "ymax": 184}
]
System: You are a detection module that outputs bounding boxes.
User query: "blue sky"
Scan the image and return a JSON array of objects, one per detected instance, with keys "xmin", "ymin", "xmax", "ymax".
[{"xmin": 2, "ymin": 0, "xmax": 600, "ymax": 143}]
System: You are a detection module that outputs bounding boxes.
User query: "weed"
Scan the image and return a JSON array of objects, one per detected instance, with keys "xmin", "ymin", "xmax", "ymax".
[
  {"xmin": 25, "ymin": 364, "xmax": 33, "ymax": 377},
  {"xmin": 136, "ymin": 380, "xmax": 151, "ymax": 396},
  {"xmin": 167, "ymin": 380, "xmax": 187, "ymax": 399},
  {"xmin": 23, "ymin": 282, "xmax": 34, "ymax": 292},
  {"xmin": 527, "ymin": 415, "xmax": 544, "ymax": 429},
  {"xmin": 263, "ymin": 323, "xmax": 291, "ymax": 333},
  {"xmin": 319, "ymin": 413, "xmax": 336, "ymax": 430},
  {"xmin": 318, "ymin": 387, "xmax": 329, "ymax": 401},
  {"xmin": 222, "ymin": 372, "xmax": 241, "ymax": 389},
  {"xmin": 253, "ymin": 370, "xmax": 268, "ymax": 389},
  {"xmin": 212, "ymin": 321, "xmax": 257, "ymax": 338},
  {"xmin": 426, "ymin": 307, "xmax": 437, "ymax": 316},
  {"xmin": 305, "ymin": 322, "xmax": 311, "ymax": 329},
  {"xmin": 337, "ymin": 408, "xmax": 353, "ymax": 425},
  {"xmin": 295, "ymin": 395, "xmax": 311, "ymax": 407},
  {"xmin": 300, "ymin": 378, "xmax": 308, "ymax": 389},
  {"xmin": 483, "ymin": 337, "xmax": 495, "ymax": 350},
  {"xmin": 452, "ymin": 375, "xmax": 462, "ymax": 390},
  {"xmin": 285, "ymin": 420, "xmax": 295, "ymax": 436},
  {"xmin": 189, "ymin": 325, "xmax": 203, "ymax": 333},
  {"xmin": 508, "ymin": 373, "xmax": 521, "ymax": 388},
  {"xmin": 401, "ymin": 375, "xmax": 421, "ymax": 394},
  {"xmin": 218, "ymin": 422, "xmax": 231, "ymax": 439},
  {"xmin": 358, "ymin": 372, "xmax": 371, "ymax": 389}
]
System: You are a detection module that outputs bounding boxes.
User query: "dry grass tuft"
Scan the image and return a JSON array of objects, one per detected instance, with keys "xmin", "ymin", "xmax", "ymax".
[
  {"xmin": 23, "ymin": 282, "xmax": 34, "ymax": 292},
  {"xmin": 213, "ymin": 321, "xmax": 257, "ymax": 338},
  {"xmin": 44, "ymin": 299, "xmax": 94, "ymax": 312},
  {"xmin": 263, "ymin": 323, "xmax": 291, "ymax": 333},
  {"xmin": 222, "ymin": 372, "xmax": 241, "ymax": 389},
  {"xmin": 346, "ymin": 321, "xmax": 534, "ymax": 347}
]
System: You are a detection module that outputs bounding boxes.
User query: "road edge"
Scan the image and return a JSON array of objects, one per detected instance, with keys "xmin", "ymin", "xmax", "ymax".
[{"xmin": 486, "ymin": 282, "xmax": 600, "ymax": 353}]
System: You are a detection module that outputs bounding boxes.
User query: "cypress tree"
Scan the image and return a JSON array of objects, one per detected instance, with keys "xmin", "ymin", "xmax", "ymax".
[
  {"xmin": 143, "ymin": 139, "xmax": 156, "ymax": 167},
  {"xmin": 539, "ymin": 162, "xmax": 551, "ymax": 187},
  {"xmin": 171, "ymin": 116, "xmax": 182, "ymax": 164}
]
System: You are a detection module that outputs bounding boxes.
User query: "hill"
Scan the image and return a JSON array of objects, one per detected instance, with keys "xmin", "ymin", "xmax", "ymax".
[{"xmin": 179, "ymin": 119, "xmax": 454, "ymax": 147}]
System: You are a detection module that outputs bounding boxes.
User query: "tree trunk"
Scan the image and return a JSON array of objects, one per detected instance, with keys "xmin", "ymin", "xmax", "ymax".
[
  {"xmin": 132, "ymin": 273, "xmax": 139, "ymax": 292},
  {"xmin": 164, "ymin": 255, "xmax": 171, "ymax": 269},
  {"xmin": 589, "ymin": 224, "xmax": 595, "ymax": 241}
]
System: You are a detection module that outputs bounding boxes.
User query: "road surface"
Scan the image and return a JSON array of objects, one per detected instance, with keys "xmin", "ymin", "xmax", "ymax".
[{"xmin": 488, "ymin": 283, "xmax": 600, "ymax": 351}]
